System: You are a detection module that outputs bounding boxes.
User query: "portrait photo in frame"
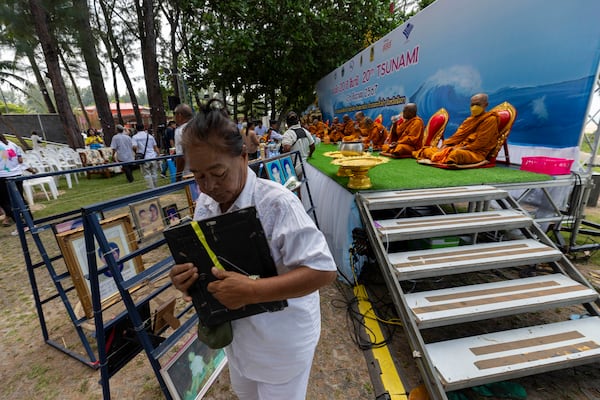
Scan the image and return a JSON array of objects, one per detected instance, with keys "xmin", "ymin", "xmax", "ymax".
[
  {"xmin": 130, "ymin": 197, "xmax": 165, "ymax": 240},
  {"xmin": 161, "ymin": 333, "xmax": 227, "ymax": 400},
  {"xmin": 279, "ymin": 155, "xmax": 296, "ymax": 182},
  {"xmin": 265, "ymin": 159, "xmax": 285, "ymax": 185},
  {"xmin": 162, "ymin": 203, "xmax": 181, "ymax": 226},
  {"xmin": 56, "ymin": 214, "xmax": 144, "ymax": 319}
]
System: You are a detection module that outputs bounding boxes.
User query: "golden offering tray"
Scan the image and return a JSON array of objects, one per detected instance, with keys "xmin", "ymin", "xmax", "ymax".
[
  {"xmin": 324, "ymin": 150, "xmax": 371, "ymax": 177},
  {"xmin": 322, "ymin": 151, "xmax": 346, "ymax": 159},
  {"xmin": 331, "ymin": 155, "xmax": 388, "ymax": 189}
]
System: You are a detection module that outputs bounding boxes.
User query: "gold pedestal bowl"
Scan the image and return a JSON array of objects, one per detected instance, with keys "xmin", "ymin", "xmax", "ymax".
[
  {"xmin": 331, "ymin": 156, "xmax": 388, "ymax": 189},
  {"xmin": 323, "ymin": 150, "xmax": 356, "ymax": 176}
]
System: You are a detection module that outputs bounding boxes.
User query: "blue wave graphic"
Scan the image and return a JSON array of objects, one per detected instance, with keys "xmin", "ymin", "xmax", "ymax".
[
  {"xmin": 410, "ymin": 77, "xmax": 593, "ymax": 148},
  {"xmin": 326, "ymin": 76, "xmax": 593, "ymax": 148}
]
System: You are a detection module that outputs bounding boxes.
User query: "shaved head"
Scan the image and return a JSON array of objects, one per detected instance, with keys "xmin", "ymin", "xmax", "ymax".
[
  {"xmin": 470, "ymin": 93, "xmax": 488, "ymax": 108},
  {"xmin": 403, "ymin": 103, "xmax": 417, "ymax": 119}
]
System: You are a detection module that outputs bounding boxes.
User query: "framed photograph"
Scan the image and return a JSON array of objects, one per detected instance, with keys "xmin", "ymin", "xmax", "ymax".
[
  {"xmin": 161, "ymin": 334, "xmax": 227, "ymax": 400},
  {"xmin": 266, "ymin": 159, "xmax": 285, "ymax": 185},
  {"xmin": 56, "ymin": 214, "xmax": 145, "ymax": 318},
  {"xmin": 130, "ymin": 197, "xmax": 166, "ymax": 240},
  {"xmin": 279, "ymin": 155, "xmax": 296, "ymax": 182},
  {"xmin": 184, "ymin": 177, "xmax": 201, "ymax": 212},
  {"xmin": 162, "ymin": 203, "xmax": 181, "ymax": 226}
]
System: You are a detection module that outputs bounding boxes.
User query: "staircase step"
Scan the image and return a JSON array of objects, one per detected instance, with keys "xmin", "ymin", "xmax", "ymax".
[
  {"xmin": 375, "ymin": 210, "xmax": 531, "ymax": 241},
  {"xmin": 389, "ymin": 239, "xmax": 562, "ymax": 280},
  {"xmin": 360, "ymin": 185, "xmax": 508, "ymax": 210},
  {"xmin": 426, "ymin": 317, "xmax": 600, "ymax": 391},
  {"xmin": 406, "ymin": 274, "xmax": 598, "ymax": 329}
]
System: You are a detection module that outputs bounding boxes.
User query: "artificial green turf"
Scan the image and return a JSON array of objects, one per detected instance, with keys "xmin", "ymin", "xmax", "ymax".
[{"xmin": 308, "ymin": 144, "xmax": 553, "ymax": 192}]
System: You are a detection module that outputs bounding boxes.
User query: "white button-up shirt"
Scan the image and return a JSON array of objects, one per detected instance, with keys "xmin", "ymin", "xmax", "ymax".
[{"xmin": 193, "ymin": 167, "xmax": 336, "ymax": 383}]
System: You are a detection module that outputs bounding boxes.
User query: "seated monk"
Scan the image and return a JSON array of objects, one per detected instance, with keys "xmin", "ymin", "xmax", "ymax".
[
  {"xmin": 354, "ymin": 111, "xmax": 367, "ymax": 137},
  {"xmin": 328, "ymin": 117, "xmax": 344, "ymax": 142},
  {"xmin": 313, "ymin": 118, "xmax": 327, "ymax": 139},
  {"xmin": 415, "ymin": 93, "xmax": 498, "ymax": 165},
  {"xmin": 361, "ymin": 117, "xmax": 387, "ymax": 150},
  {"xmin": 381, "ymin": 103, "xmax": 424, "ymax": 157},
  {"xmin": 341, "ymin": 114, "xmax": 361, "ymax": 142}
]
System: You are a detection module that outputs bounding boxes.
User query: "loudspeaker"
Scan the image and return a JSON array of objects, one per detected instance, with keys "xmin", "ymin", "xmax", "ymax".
[{"xmin": 168, "ymin": 96, "xmax": 180, "ymax": 111}]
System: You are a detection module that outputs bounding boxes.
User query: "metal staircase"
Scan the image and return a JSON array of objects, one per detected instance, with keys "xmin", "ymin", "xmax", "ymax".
[{"xmin": 355, "ymin": 185, "xmax": 600, "ymax": 399}]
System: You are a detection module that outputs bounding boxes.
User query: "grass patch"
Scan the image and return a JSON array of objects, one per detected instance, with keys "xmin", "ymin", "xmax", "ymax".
[
  {"xmin": 27, "ymin": 363, "xmax": 50, "ymax": 383},
  {"xmin": 77, "ymin": 379, "xmax": 90, "ymax": 394}
]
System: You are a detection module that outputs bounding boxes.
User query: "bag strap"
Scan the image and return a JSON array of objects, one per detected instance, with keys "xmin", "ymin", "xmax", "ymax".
[
  {"xmin": 142, "ymin": 133, "xmax": 150, "ymax": 155},
  {"xmin": 291, "ymin": 127, "xmax": 308, "ymax": 147}
]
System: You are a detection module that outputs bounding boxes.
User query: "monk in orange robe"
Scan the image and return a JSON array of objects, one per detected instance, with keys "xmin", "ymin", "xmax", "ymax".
[
  {"xmin": 328, "ymin": 117, "xmax": 344, "ymax": 142},
  {"xmin": 342, "ymin": 114, "xmax": 361, "ymax": 142},
  {"xmin": 308, "ymin": 122, "xmax": 317, "ymax": 137},
  {"xmin": 416, "ymin": 93, "xmax": 499, "ymax": 164},
  {"xmin": 361, "ymin": 118, "xmax": 388, "ymax": 150},
  {"xmin": 381, "ymin": 103, "xmax": 424, "ymax": 157},
  {"xmin": 354, "ymin": 111, "xmax": 368, "ymax": 137},
  {"xmin": 312, "ymin": 118, "xmax": 327, "ymax": 139}
]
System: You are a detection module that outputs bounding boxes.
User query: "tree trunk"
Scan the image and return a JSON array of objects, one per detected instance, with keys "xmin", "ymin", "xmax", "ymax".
[
  {"xmin": 25, "ymin": 50, "xmax": 56, "ymax": 114},
  {"xmin": 136, "ymin": 0, "xmax": 167, "ymax": 137},
  {"xmin": 72, "ymin": 0, "xmax": 115, "ymax": 145},
  {"xmin": 28, "ymin": 0, "xmax": 84, "ymax": 148},
  {"xmin": 111, "ymin": 62, "xmax": 124, "ymax": 125},
  {"xmin": 59, "ymin": 51, "xmax": 92, "ymax": 130},
  {"xmin": 98, "ymin": 0, "xmax": 143, "ymax": 126},
  {"xmin": 270, "ymin": 88, "xmax": 276, "ymax": 120}
]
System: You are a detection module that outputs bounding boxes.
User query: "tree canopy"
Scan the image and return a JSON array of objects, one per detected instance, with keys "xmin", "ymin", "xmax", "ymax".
[{"xmin": 0, "ymin": 0, "xmax": 416, "ymax": 142}]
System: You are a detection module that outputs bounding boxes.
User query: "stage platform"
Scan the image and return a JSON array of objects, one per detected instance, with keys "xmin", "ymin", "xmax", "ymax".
[{"xmin": 305, "ymin": 144, "xmax": 576, "ymax": 280}]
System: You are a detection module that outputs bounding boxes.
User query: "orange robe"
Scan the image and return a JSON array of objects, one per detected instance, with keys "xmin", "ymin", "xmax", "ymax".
[
  {"xmin": 381, "ymin": 117, "xmax": 424, "ymax": 157},
  {"xmin": 342, "ymin": 120, "xmax": 360, "ymax": 142},
  {"xmin": 358, "ymin": 121, "xmax": 368, "ymax": 138},
  {"xmin": 329, "ymin": 123, "xmax": 344, "ymax": 142},
  {"xmin": 362, "ymin": 124, "xmax": 388, "ymax": 150},
  {"xmin": 419, "ymin": 112, "xmax": 499, "ymax": 164},
  {"xmin": 314, "ymin": 121, "xmax": 327, "ymax": 139}
]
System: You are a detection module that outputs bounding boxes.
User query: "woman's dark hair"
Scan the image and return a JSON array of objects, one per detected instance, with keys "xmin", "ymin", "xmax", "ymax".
[{"xmin": 182, "ymin": 98, "xmax": 244, "ymax": 157}]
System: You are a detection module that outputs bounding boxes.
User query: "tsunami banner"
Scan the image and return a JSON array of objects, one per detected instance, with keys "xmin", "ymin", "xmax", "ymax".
[{"xmin": 315, "ymin": 0, "xmax": 600, "ymax": 162}]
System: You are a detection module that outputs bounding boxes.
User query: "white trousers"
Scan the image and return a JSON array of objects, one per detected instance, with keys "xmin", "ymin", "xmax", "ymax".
[
  {"xmin": 140, "ymin": 160, "xmax": 158, "ymax": 188},
  {"xmin": 228, "ymin": 357, "xmax": 313, "ymax": 400}
]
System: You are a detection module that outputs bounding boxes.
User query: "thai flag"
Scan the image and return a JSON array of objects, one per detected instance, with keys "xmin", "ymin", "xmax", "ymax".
[{"xmin": 403, "ymin": 23, "xmax": 414, "ymax": 39}]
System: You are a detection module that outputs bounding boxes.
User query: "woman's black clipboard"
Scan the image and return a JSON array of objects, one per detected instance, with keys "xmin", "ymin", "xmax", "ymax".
[{"xmin": 163, "ymin": 206, "xmax": 287, "ymax": 327}]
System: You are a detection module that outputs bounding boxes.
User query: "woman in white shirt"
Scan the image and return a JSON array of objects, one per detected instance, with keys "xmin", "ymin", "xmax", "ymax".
[{"xmin": 169, "ymin": 99, "xmax": 337, "ymax": 400}]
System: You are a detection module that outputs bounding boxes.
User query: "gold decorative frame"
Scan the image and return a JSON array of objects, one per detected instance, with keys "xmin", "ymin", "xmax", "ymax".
[{"xmin": 56, "ymin": 214, "xmax": 144, "ymax": 318}]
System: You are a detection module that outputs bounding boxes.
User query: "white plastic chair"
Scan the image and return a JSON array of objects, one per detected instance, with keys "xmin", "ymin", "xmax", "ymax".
[
  {"xmin": 43, "ymin": 152, "xmax": 78, "ymax": 188},
  {"xmin": 22, "ymin": 176, "xmax": 59, "ymax": 205}
]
